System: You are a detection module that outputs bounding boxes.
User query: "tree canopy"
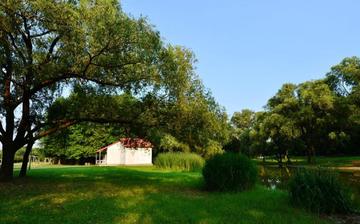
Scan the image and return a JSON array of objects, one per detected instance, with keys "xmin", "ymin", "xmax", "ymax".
[
  {"xmin": 0, "ymin": 0, "xmax": 229, "ymax": 180},
  {"xmin": 43, "ymin": 47, "xmax": 230, "ymax": 161}
]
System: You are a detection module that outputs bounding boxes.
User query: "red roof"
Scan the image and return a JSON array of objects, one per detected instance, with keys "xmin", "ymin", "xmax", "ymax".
[{"xmin": 96, "ymin": 138, "xmax": 152, "ymax": 152}]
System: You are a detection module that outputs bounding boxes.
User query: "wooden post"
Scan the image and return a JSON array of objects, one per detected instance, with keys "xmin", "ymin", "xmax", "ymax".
[{"xmin": 95, "ymin": 152, "xmax": 97, "ymax": 165}]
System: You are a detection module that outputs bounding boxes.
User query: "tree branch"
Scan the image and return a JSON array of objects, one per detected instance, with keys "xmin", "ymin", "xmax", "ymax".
[
  {"xmin": 34, "ymin": 120, "xmax": 77, "ymax": 140},
  {"xmin": 13, "ymin": 14, "xmax": 34, "ymax": 148},
  {"xmin": 0, "ymin": 121, "xmax": 5, "ymax": 136},
  {"xmin": 38, "ymin": 35, "xmax": 61, "ymax": 66},
  {"xmin": 29, "ymin": 73, "xmax": 74, "ymax": 96},
  {"xmin": 90, "ymin": 61, "xmax": 141, "ymax": 69},
  {"xmin": 30, "ymin": 60, "xmax": 145, "ymax": 96},
  {"xmin": 30, "ymin": 30, "xmax": 53, "ymax": 38},
  {"xmin": 7, "ymin": 33, "xmax": 27, "ymax": 64},
  {"xmin": 33, "ymin": 116, "xmax": 134, "ymax": 141},
  {"xmin": 3, "ymin": 36, "xmax": 16, "ymax": 139}
]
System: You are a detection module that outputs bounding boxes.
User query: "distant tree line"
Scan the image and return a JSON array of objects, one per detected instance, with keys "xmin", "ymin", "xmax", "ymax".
[{"xmin": 226, "ymin": 57, "xmax": 360, "ymax": 164}]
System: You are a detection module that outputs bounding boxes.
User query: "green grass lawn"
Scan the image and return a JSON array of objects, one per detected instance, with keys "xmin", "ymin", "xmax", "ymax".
[
  {"xmin": 255, "ymin": 156, "xmax": 360, "ymax": 167},
  {"xmin": 0, "ymin": 166, "xmax": 332, "ymax": 224}
]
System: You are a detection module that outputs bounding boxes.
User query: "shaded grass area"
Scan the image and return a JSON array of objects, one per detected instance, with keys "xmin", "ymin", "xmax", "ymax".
[
  {"xmin": 255, "ymin": 156, "xmax": 360, "ymax": 167},
  {"xmin": 0, "ymin": 166, "xmax": 332, "ymax": 224}
]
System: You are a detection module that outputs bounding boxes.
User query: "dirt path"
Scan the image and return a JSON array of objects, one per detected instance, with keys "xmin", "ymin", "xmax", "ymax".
[
  {"xmin": 279, "ymin": 164, "xmax": 360, "ymax": 172},
  {"xmin": 337, "ymin": 167, "xmax": 360, "ymax": 172},
  {"xmin": 328, "ymin": 214, "xmax": 360, "ymax": 224}
]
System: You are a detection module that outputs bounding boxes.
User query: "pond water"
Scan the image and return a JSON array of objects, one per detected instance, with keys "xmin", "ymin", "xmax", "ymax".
[{"xmin": 259, "ymin": 165, "xmax": 360, "ymax": 203}]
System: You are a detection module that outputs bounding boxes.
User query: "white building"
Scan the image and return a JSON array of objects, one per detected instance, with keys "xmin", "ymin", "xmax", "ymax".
[{"xmin": 95, "ymin": 138, "xmax": 152, "ymax": 165}]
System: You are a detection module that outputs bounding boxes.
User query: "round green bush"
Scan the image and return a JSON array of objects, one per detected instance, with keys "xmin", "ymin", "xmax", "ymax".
[
  {"xmin": 202, "ymin": 153, "xmax": 258, "ymax": 191},
  {"xmin": 288, "ymin": 168, "xmax": 353, "ymax": 214}
]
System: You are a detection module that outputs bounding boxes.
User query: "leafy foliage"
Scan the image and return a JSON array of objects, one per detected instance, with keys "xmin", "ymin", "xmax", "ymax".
[
  {"xmin": 288, "ymin": 168, "xmax": 354, "ymax": 214},
  {"xmin": 265, "ymin": 80, "xmax": 335, "ymax": 163},
  {"xmin": 152, "ymin": 46, "xmax": 230, "ymax": 152},
  {"xmin": 202, "ymin": 153, "xmax": 258, "ymax": 192},
  {"xmin": 154, "ymin": 152, "xmax": 205, "ymax": 171},
  {"xmin": 42, "ymin": 123, "xmax": 122, "ymax": 160},
  {"xmin": 195, "ymin": 140, "xmax": 224, "ymax": 159},
  {"xmin": 43, "ymin": 47, "xmax": 230, "ymax": 160},
  {"xmin": 226, "ymin": 109, "xmax": 256, "ymax": 155},
  {"xmin": 158, "ymin": 134, "xmax": 191, "ymax": 153}
]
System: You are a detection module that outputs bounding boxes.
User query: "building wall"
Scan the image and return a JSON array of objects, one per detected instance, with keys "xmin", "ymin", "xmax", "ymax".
[
  {"xmin": 124, "ymin": 148, "xmax": 152, "ymax": 165},
  {"xmin": 106, "ymin": 142, "xmax": 123, "ymax": 165},
  {"xmin": 119, "ymin": 145, "xmax": 126, "ymax": 164},
  {"xmin": 104, "ymin": 142, "xmax": 152, "ymax": 165}
]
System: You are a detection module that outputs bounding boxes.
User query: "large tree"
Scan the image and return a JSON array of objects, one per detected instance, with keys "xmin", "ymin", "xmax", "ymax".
[
  {"xmin": 225, "ymin": 109, "xmax": 255, "ymax": 155},
  {"xmin": 0, "ymin": 0, "xmax": 167, "ymax": 180},
  {"xmin": 262, "ymin": 84, "xmax": 301, "ymax": 163},
  {"xmin": 43, "ymin": 46, "xmax": 230, "ymax": 161},
  {"xmin": 326, "ymin": 57, "xmax": 360, "ymax": 154},
  {"xmin": 263, "ymin": 81, "xmax": 335, "ymax": 163}
]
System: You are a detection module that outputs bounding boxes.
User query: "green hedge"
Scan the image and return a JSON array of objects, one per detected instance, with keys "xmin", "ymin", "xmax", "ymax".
[{"xmin": 154, "ymin": 152, "xmax": 205, "ymax": 171}]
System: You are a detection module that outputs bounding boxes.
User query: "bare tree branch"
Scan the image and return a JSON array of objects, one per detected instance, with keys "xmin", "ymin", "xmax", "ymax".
[
  {"xmin": 90, "ymin": 61, "xmax": 141, "ymax": 69},
  {"xmin": 30, "ymin": 30, "xmax": 52, "ymax": 38},
  {"xmin": 34, "ymin": 120, "xmax": 77, "ymax": 140},
  {"xmin": 0, "ymin": 121, "xmax": 5, "ymax": 136},
  {"xmin": 30, "ymin": 60, "xmax": 146, "ymax": 96},
  {"xmin": 38, "ymin": 35, "xmax": 61, "ymax": 66},
  {"xmin": 8, "ymin": 33, "xmax": 27, "ymax": 64}
]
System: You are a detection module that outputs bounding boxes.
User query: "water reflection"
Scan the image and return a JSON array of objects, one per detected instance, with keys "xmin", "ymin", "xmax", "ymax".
[
  {"xmin": 259, "ymin": 165, "xmax": 291, "ymax": 190},
  {"xmin": 259, "ymin": 165, "xmax": 360, "ymax": 191},
  {"xmin": 259, "ymin": 165, "xmax": 360, "ymax": 205}
]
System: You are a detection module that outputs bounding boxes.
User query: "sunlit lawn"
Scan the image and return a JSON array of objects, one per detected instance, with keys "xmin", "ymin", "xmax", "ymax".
[{"xmin": 0, "ymin": 166, "xmax": 332, "ymax": 224}]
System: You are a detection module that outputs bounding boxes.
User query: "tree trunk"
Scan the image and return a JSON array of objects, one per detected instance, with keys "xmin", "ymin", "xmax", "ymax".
[
  {"xmin": 0, "ymin": 147, "xmax": 16, "ymax": 181},
  {"xmin": 307, "ymin": 146, "xmax": 316, "ymax": 164},
  {"xmin": 19, "ymin": 142, "xmax": 34, "ymax": 177},
  {"xmin": 285, "ymin": 150, "xmax": 292, "ymax": 165},
  {"xmin": 277, "ymin": 153, "xmax": 283, "ymax": 168},
  {"xmin": 311, "ymin": 146, "xmax": 316, "ymax": 164},
  {"xmin": 307, "ymin": 151, "xmax": 312, "ymax": 164},
  {"xmin": 287, "ymin": 155, "xmax": 292, "ymax": 165}
]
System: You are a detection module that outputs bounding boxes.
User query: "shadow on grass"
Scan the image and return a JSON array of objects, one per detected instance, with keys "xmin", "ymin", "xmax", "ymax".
[
  {"xmin": 27, "ymin": 166, "xmax": 202, "ymax": 187},
  {"xmin": 0, "ymin": 166, "xmax": 330, "ymax": 224}
]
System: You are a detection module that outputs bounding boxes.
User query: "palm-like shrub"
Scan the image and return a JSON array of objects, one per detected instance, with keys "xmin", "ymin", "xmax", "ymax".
[
  {"xmin": 202, "ymin": 153, "xmax": 258, "ymax": 191},
  {"xmin": 288, "ymin": 168, "xmax": 353, "ymax": 214}
]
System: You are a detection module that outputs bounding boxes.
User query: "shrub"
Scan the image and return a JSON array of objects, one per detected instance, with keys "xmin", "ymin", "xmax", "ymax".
[
  {"xmin": 202, "ymin": 153, "xmax": 258, "ymax": 192},
  {"xmin": 154, "ymin": 152, "xmax": 205, "ymax": 171},
  {"xmin": 288, "ymin": 168, "xmax": 353, "ymax": 214}
]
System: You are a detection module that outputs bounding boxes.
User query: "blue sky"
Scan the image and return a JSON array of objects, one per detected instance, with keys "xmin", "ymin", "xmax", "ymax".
[{"xmin": 122, "ymin": 0, "xmax": 360, "ymax": 115}]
